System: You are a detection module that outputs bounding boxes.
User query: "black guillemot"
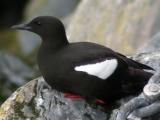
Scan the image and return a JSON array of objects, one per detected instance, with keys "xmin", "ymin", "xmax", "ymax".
[{"xmin": 12, "ymin": 16, "xmax": 153, "ymax": 104}]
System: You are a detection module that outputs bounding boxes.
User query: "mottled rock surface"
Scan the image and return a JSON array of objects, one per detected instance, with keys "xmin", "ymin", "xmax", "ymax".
[
  {"xmin": 0, "ymin": 52, "xmax": 160, "ymax": 120},
  {"xmin": 0, "ymin": 78, "xmax": 107, "ymax": 120}
]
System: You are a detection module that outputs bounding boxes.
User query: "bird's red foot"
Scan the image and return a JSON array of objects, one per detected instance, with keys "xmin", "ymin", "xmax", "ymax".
[
  {"xmin": 64, "ymin": 92, "xmax": 105, "ymax": 104},
  {"xmin": 64, "ymin": 92, "xmax": 83, "ymax": 99},
  {"xmin": 95, "ymin": 99, "xmax": 105, "ymax": 104}
]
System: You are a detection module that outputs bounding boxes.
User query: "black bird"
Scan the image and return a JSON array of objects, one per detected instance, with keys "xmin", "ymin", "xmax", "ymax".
[{"xmin": 12, "ymin": 16, "xmax": 153, "ymax": 104}]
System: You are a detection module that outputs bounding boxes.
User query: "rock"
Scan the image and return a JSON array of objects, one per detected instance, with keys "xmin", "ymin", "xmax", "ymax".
[
  {"xmin": 0, "ymin": 51, "xmax": 34, "ymax": 85},
  {"xmin": 0, "ymin": 77, "xmax": 107, "ymax": 120},
  {"xmin": 67, "ymin": 0, "xmax": 160, "ymax": 54},
  {"xmin": 130, "ymin": 52, "xmax": 160, "ymax": 72},
  {"xmin": 139, "ymin": 32, "xmax": 160, "ymax": 53},
  {"xmin": 111, "ymin": 72, "xmax": 160, "ymax": 120},
  {"xmin": 26, "ymin": 0, "xmax": 80, "ymax": 18},
  {"xmin": 0, "ymin": 51, "xmax": 35, "ymax": 103},
  {"xmin": 0, "ymin": 51, "xmax": 160, "ymax": 120}
]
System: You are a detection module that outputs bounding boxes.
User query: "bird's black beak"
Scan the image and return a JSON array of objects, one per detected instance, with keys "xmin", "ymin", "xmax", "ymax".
[{"xmin": 11, "ymin": 23, "xmax": 31, "ymax": 31}]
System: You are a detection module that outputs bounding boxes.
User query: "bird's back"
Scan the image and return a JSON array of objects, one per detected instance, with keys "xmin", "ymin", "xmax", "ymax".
[{"xmin": 37, "ymin": 42, "xmax": 153, "ymax": 102}]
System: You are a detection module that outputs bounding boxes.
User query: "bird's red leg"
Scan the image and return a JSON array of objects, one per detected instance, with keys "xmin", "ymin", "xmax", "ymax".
[
  {"xmin": 95, "ymin": 99, "xmax": 105, "ymax": 104},
  {"xmin": 64, "ymin": 92, "xmax": 83, "ymax": 99},
  {"xmin": 64, "ymin": 92, "xmax": 106, "ymax": 104}
]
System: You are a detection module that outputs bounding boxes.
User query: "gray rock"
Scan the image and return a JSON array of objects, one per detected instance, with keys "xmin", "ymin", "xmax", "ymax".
[
  {"xmin": 0, "ymin": 51, "xmax": 34, "ymax": 85},
  {"xmin": 0, "ymin": 51, "xmax": 35, "ymax": 103},
  {"xmin": 0, "ymin": 52, "xmax": 160, "ymax": 120},
  {"xmin": 111, "ymin": 72, "xmax": 160, "ymax": 120},
  {"xmin": 0, "ymin": 77, "xmax": 107, "ymax": 120},
  {"xmin": 26, "ymin": 0, "xmax": 80, "ymax": 19},
  {"xmin": 130, "ymin": 52, "xmax": 160, "ymax": 72},
  {"xmin": 67, "ymin": 0, "xmax": 160, "ymax": 54},
  {"xmin": 140, "ymin": 32, "xmax": 160, "ymax": 53}
]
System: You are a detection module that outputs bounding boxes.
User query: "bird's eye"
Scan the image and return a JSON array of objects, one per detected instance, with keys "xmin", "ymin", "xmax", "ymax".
[{"xmin": 36, "ymin": 21, "xmax": 41, "ymax": 25}]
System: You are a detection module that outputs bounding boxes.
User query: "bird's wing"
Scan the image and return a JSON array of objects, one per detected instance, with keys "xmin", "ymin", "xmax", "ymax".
[
  {"xmin": 66, "ymin": 42, "xmax": 126, "ymax": 80},
  {"xmin": 74, "ymin": 58, "xmax": 118, "ymax": 80},
  {"xmin": 65, "ymin": 42, "xmax": 153, "ymax": 80},
  {"xmin": 116, "ymin": 52, "xmax": 154, "ymax": 70}
]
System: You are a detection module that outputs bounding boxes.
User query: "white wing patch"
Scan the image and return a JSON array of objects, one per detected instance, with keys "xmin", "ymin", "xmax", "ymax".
[{"xmin": 74, "ymin": 59, "xmax": 118, "ymax": 79}]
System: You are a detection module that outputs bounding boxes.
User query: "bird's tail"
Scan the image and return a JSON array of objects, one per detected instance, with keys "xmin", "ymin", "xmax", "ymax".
[{"xmin": 121, "ymin": 67, "xmax": 153, "ymax": 95}]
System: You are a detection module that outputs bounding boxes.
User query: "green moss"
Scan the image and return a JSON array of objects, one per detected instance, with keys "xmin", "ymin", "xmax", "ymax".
[
  {"xmin": 12, "ymin": 84, "xmax": 39, "ymax": 119},
  {"xmin": 27, "ymin": 97, "xmax": 40, "ymax": 117},
  {"xmin": 0, "ymin": 107, "xmax": 5, "ymax": 116},
  {"xmin": 13, "ymin": 96, "xmax": 40, "ymax": 119},
  {"xmin": 15, "ymin": 94, "xmax": 24, "ymax": 104},
  {"xmin": 14, "ymin": 102, "xmax": 26, "ymax": 119}
]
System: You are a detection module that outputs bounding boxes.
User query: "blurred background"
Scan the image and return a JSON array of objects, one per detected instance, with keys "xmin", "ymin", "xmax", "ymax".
[{"xmin": 0, "ymin": 0, "xmax": 160, "ymax": 104}]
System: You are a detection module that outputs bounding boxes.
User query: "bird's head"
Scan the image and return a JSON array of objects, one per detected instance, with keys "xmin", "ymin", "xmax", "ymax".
[{"xmin": 12, "ymin": 16, "xmax": 66, "ymax": 40}]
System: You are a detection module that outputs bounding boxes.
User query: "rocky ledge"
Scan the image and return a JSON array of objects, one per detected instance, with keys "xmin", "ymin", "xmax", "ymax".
[{"xmin": 0, "ymin": 51, "xmax": 160, "ymax": 120}]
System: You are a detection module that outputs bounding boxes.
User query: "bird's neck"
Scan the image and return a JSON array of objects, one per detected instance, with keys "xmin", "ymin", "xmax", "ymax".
[{"xmin": 41, "ymin": 35, "xmax": 69, "ymax": 52}]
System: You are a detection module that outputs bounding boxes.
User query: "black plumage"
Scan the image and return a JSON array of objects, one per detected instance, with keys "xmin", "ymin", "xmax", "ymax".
[{"xmin": 12, "ymin": 16, "xmax": 153, "ymax": 103}]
